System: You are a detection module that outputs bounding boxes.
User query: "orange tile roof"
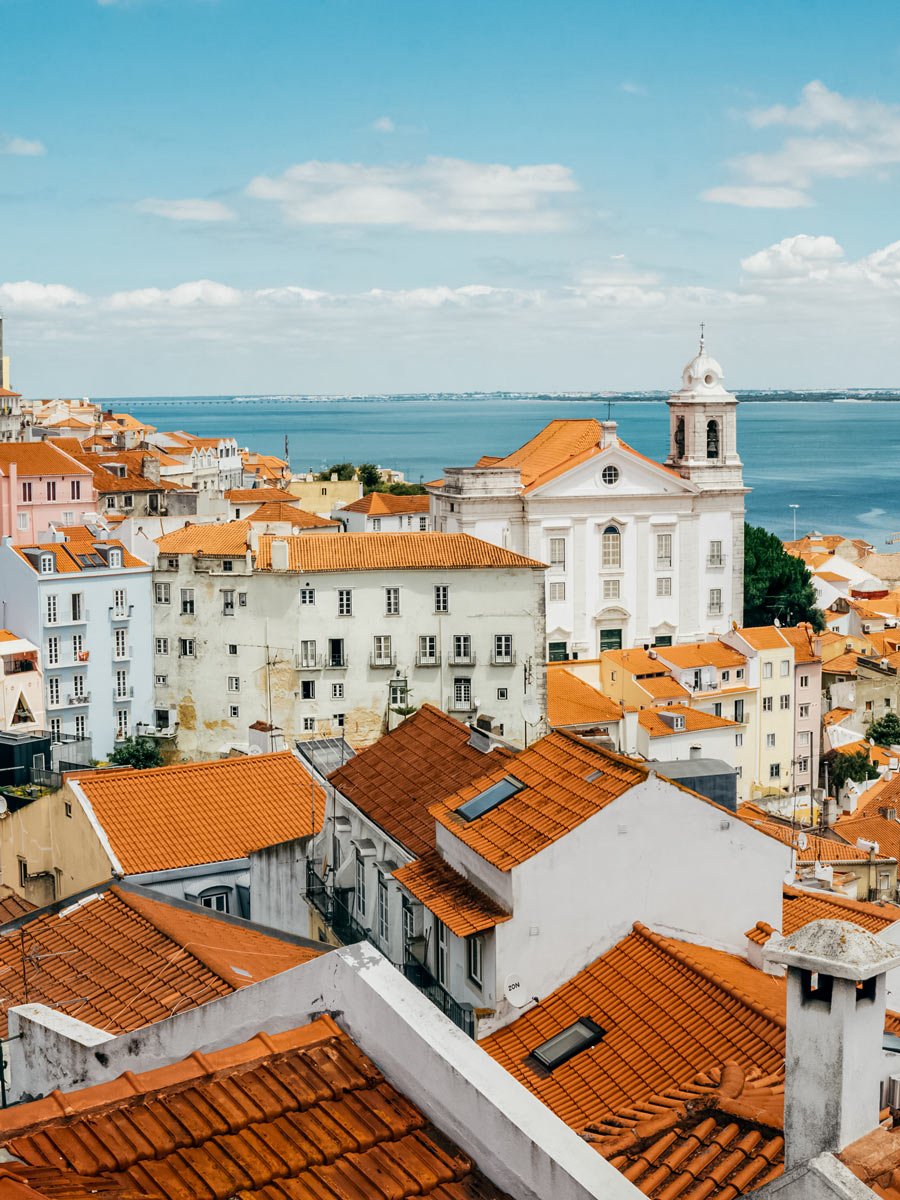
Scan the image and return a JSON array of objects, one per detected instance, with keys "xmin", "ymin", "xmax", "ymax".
[
  {"xmin": 638, "ymin": 704, "xmax": 739, "ymax": 738},
  {"xmin": 0, "ymin": 885, "xmax": 35, "ymax": 924},
  {"xmin": 430, "ymin": 731, "xmax": 649, "ymax": 872},
  {"xmin": 737, "ymin": 811, "xmax": 895, "ymax": 863},
  {"xmin": 0, "ymin": 388, "xmax": 21, "ymax": 398},
  {"xmin": 0, "ymin": 882, "xmax": 320, "ymax": 1038},
  {"xmin": 778, "ymin": 623, "xmax": 822, "ymax": 664},
  {"xmin": 586, "ymin": 1063, "xmax": 785, "ymax": 1199},
  {"xmin": 0, "ymin": 1164, "xmax": 147, "ymax": 1200},
  {"xmin": 75, "ymin": 751, "xmax": 326, "ymax": 873},
  {"xmin": 745, "ymin": 919, "xmax": 776, "ymax": 946},
  {"xmin": 547, "ymin": 666, "xmax": 623, "ymax": 727},
  {"xmin": 256, "ymin": 531, "xmax": 545, "ymax": 572},
  {"xmin": 481, "ymin": 923, "xmax": 787, "ymax": 1128},
  {"xmin": 393, "ymin": 851, "xmax": 512, "ymax": 936},
  {"xmin": 655, "ymin": 642, "xmax": 747, "ymax": 670},
  {"xmin": 781, "ymin": 883, "xmax": 900, "ymax": 934},
  {"xmin": 246, "ymin": 502, "xmax": 339, "ymax": 528},
  {"xmin": 225, "ymin": 486, "xmax": 297, "ymax": 503},
  {"xmin": 822, "ymin": 652, "xmax": 859, "ymax": 675},
  {"xmin": 824, "ymin": 706, "xmax": 855, "ymax": 726},
  {"xmin": 42, "ymin": 417, "xmax": 93, "ymax": 430},
  {"xmin": 342, "ymin": 491, "xmax": 431, "ymax": 515},
  {"xmin": 833, "ymin": 813, "xmax": 900, "ymax": 860},
  {"xmin": 0, "ymin": 442, "xmax": 90, "ymax": 477},
  {"xmin": 637, "ymin": 675, "xmax": 691, "ymax": 700},
  {"xmin": 46, "ymin": 437, "xmax": 86, "ymax": 456},
  {"xmin": 155, "ymin": 520, "xmax": 253, "ymax": 557},
  {"xmin": 815, "ymin": 570, "xmax": 850, "ymax": 582},
  {"xmin": 13, "ymin": 540, "xmax": 147, "ymax": 574},
  {"xmin": 70, "ymin": 454, "xmax": 183, "ymax": 494},
  {"xmin": 0, "ymin": 1017, "xmax": 509, "ymax": 1200},
  {"xmin": 734, "ymin": 626, "xmax": 789, "ymax": 651},
  {"xmin": 328, "ymin": 704, "xmax": 508, "ymax": 857},
  {"xmin": 601, "ymin": 647, "xmax": 669, "ymax": 674}
]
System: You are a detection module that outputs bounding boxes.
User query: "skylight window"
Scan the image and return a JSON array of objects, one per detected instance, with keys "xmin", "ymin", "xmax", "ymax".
[
  {"xmin": 532, "ymin": 1018, "xmax": 606, "ymax": 1070},
  {"xmin": 457, "ymin": 775, "xmax": 526, "ymax": 822}
]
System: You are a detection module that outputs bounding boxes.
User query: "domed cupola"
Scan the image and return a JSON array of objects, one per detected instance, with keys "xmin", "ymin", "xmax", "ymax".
[{"xmin": 665, "ymin": 329, "xmax": 744, "ymax": 491}]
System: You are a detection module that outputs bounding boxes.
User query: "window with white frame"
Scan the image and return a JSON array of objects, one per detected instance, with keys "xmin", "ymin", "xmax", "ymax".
[
  {"xmin": 40, "ymin": 554, "xmax": 54, "ymax": 575},
  {"xmin": 769, "ymin": 762, "xmax": 781, "ymax": 779},
  {"xmin": 113, "ymin": 588, "xmax": 126, "ymax": 615},
  {"xmin": 45, "ymin": 594, "xmax": 58, "ymax": 625},
  {"xmin": 46, "ymin": 636, "xmax": 59, "ymax": 666},
  {"xmin": 799, "ymin": 674, "xmax": 809, "ymax": 688},
  {"xmin": 301, "ymin": 680, "xmax": 315, "ymax": 700},
  {"xmin": 762, "ymin": 696, "xmax": 773, "ymax": 712},
  {"xmin": 155, "ymin": 674, "xmax": 167, "ymax": 686},
  {"xmin": 355, "ymin": 854, "xmax": 367, "ymax": 916},
  {"xmin": 467, "ymin": 935, "xmax": 484, "ymax": 988},
  {"xmin": 799, "ymin": 730, "xmax": 811, "ymax": 746},
  {"xmin": 155, "ymin": 637, "xmax": 169, "ymax": 655},
  {"xmin": 300, "ymin": 639, "xmax": 317, "ymax": 667},
  {"xmin": 71, "ymin": 593, "xmax": 84, "ymax": 622},
  {"xmin": 373, "ymin": 635, "xmax": 392, "ymax": 664},
  {"xmin": 116, "ymin": 709, "xmax": 129, "ymax": 739},
  {"xmin": 47, "ymin": 677, "xmax": 60, "ymax": 706},
  {"xmin": 303, "ymin": 716, "xmax": 316, "ymax": 731},
  {"xmin": 454, "ymin": 677, "xmax": 472, "ymax": 708},
  {"xmin": 549, "ymin": 581, "xmax": 566, "ymax": 601},
  {"xmin": 179, "ymin": 638, "xmax": 195, "ymax": 657},
  {"xmin": 155, "ymin": 582, "xmax": 170, "ymax": 605},
  {"xmin": 656, "ymin": 533, "xmax": 672, "ymax": 568},
  {"xmin": 762, "ymin": 661, "xmax": 773, "ymax": 679},
  {"xmin": 780, "ymin": 660, "xmax": 790, "ymax": 677},
  {"xmin": 333, "ymin": 713, "xmax": 345, "ymax": 728},
  {"xmin": 453, "ymin": 634, "xmax": 472, "ymax": 662},
  {"xmin": 603, "ymin": 579, "xmax": 620, "ymax": 600},
  {"xmin": 601, "ymin": 526, "xmax": 621, "ymax": 569},
  {"xmin": 656, "ymin": 577, "xmax": 672, "ymax": 597},
  {"xmin": 736, "ymin": 668, "xmax": 745, "ymax": 680},
  {"xmin": 418, "ymin": 635, "xmax": 438, "ymax": 664},
  {"xmin": 780, "ymin": 694, "xmax": 790, "ymax": 710},
  {"xmin": 377, "ymin": 876, "xmax": 389, "ymax": 942},
  {"xmin": 497, "ymin": 687, "xmax": 508, "ymax": 700},
  {"xmin": 74, "ymin": 714, "xmax": 87, "ymax": 740},
  {"xmin": 797, "ymin": 757, "xmax": 809, "ymax": 773},
  {"xmin": 227, "ymin": 676, "xmax": 240, "ymax": 693},
  {"xmin": 548, "ymin": 537, "xmax": 566, "ymax": 569},
  {"xmin": 494, "ymin": 634, "xmax": 513, "ymax": 663},
  {"xmin": 108, "ymin": 549, "xmax": 122, "ymax": 568},
  {"xmin": 735, "ymin": 732, "xmax": 743, "ymax": 746},
  {"xmin": 337, "ymin": 589, "xmax": 353, "ymax": 616},
  {"xmin": 708, "ymin": 588, "xmax": 723, "ymax": 614},
  {"xmin": 708, "ymin": 540, "xmax": 724, "ymax": 566},
  {"xmin": 222, "ymin": 589, "xmax": 235, "ymax": 616},
  {"xmin": 434, "ymin": 584, "xmax": 449, "ymax": 613},
  {"xmin": 371, "ymin": 518, "xmax": 381, "ymax": 531},
  {"xmin": 799, "ymin": 703, "xmax": 810, "ymax": 718},
  {"xmin": 435, "ymin": 917, "xmax": 449, "ymax": 985},
  {"xmin": 114, "ymin": 628, "xmax": 127, "ymax": 659},
  {"xmin": 16, "ymin": 513, "xmax": 27, "ymax": 531},
  {"xmin": 180, "ymin": 588, "xmax": 195, "ymax": 615},
  {"xmin": 114, "ymin": 670, "xmax": 127, "ymax": 699},
  {"xmin": 332, "ymin": 682, "xmax": 344, "ymax": 699},
  {"xmin": 49, "ymin": 717, "xmax": 61, "ymax": 741},
  {"xmin": 300, "ymin": 588, "xmax": 316, "ymax": 605},
  {"xmin": 419, "ymin": 516, "xmax": 427, "ymax": 530},
  {"xmin": 766, "ymin": 733, "xmax": 776, "ymax": 748},
  {"xmin": 385, "ymin": 586, "xmax": 400, "ymax": 615},
  {"xmin": 229, "ymin": 705, "xmax": 240, "ymax": 718},
  {"xmin": 390, "ymin": 681, "xmax": 407, "ymax": 706}
]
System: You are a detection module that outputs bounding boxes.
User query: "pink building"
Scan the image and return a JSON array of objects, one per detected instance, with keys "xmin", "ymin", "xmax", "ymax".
[{"xmin": 0, "ymin": 443, "xmax": 98, "ymax": 545}]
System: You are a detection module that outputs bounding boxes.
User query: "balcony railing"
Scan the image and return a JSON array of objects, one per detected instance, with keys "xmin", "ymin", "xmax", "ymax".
[
  {"xmin": 447, "ymin": 694, "xmax": 476, "ymax": 713},
  {"xmin": 708, "ymin": 605, "xmax": 724, "ymax": 617},
  {"xmin": 490, "ymin": 652, "xmax": 516, "ymax": 667},
  {"xmin": 369, "ymin": 651, "xmax": 397, "ymax": 669},
  {"xmin": 401, "ymin": 961, "xmax": 475, "ymax": 1038},
  {"xmin": 135, "ymin": 721, "xmax": 179, "ymax": 740},
  {"xmin": 294, "ymin": 653, "xmax": 323, "ymax": 671},
  {"xmin": 449, "ymin": 652, "xmax": 476, "ymax": 666},
  {"xmin": 305, "ymin": 862, "xmax": 368, "ymax": 944},
  {"xmin": 707, "ymin": 555, "xmax": 726, "ymax": 569},
  {"xmin": 66, "ymin": 692, "xmax": 91, "ymax": 705},
  {"xmin": 113, "ymin": 686, "xmax": 134, "ymax": 700},
  {"xmin": 415, "ymin": 651, "xmax": 441, "ymax": 667},
  {"xmin": 324, "ymin": 654, "xmax": 348, "ymax": 669},
  {"xmin": 109, "ymin": 605, "xmax": 134, "ymax": 619}
]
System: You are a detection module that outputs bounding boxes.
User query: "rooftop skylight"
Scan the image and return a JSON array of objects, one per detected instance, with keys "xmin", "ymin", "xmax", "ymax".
[
  {"xmin": 531, "ymin": 1017, "xmax": 606, "ymax": 1070},
  {"xmin": 457, "ymin": 775, "xmax": 526, "ymax": 822}
]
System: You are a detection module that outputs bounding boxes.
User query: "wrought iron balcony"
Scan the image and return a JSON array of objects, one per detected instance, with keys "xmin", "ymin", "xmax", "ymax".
[
  {"xmin": 401, "ymin": 960, "xmax": 475, "ymax": 1038},
  {"xmin": 415, "ymin": 651, "xmax": 441, "ymax": 667},
  {"xmin": 369, "ymin": 651, "xmax": 397, "ymax": 669},
  {"xmin": 305, "ymin": 862, "xmax": 368, "ymax": 944}
]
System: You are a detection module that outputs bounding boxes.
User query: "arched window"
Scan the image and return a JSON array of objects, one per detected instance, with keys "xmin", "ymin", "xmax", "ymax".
[
  {"xmin": 674, "ymin": 417, "xmax": 685, "ymax": 458},
  {"xmin": 601, "ymin": 525, "xmax": 621, "ymax": 569},
  {"xmin": 706, "ymin": 419, "xmax": 720, "ymax": 459}
]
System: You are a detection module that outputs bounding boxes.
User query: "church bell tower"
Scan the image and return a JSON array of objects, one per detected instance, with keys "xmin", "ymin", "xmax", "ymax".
[{"xmin": 665, "ymin": 334, "xmax": 743, "ymax": 491}]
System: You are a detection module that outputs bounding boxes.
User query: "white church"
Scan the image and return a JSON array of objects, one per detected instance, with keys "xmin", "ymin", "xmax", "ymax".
[{"xmin": 428, "ymin": 340, "xmax": 747, "ymax": 659}]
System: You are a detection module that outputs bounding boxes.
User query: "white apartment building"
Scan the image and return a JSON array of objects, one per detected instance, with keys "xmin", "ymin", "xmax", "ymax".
[
  {"xmin": 333, "ymin": 492, "xmax": 432, "ymax": 533},
  {"xmin": 428, "ymin": 341, "xmax": 746, "ymax": 658},
  {"xmin": 0, "ymin": 534, "xmax": 153, "ymax": 755},
  {"xmin": 148, "ymin": 523, "xmax": 547, "ymax": 754}
]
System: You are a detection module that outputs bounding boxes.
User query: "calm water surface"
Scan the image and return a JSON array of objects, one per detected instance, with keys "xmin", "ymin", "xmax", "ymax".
[{"xmin": 100, "ymin": 394, "xmax": 900, "ymax": 546}]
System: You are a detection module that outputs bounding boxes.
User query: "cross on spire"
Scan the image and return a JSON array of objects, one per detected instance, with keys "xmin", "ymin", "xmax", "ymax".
[{"xmin": 699, "ymin": 321, "xmax": 706, "ymax": 352}]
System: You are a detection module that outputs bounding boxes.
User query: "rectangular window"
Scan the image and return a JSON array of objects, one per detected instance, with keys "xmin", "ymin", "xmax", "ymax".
[
  {"xmin": 106, "ymin": 496, "xmax": 116, "ymax": 510},
  {"xmin": 549, "ymin": 537, "xmax": 566, "ymax": 569},
  {"xmin": 766, "ymin": 732, "xmax": 776, "ymax": 748},
  {"xmin": 333, "ymin": 712, "xmax": 345, "ymax": 728},
  {"xmin": 328, "ymin": 638, "xmax": 345, "ymax": 667},
  {"xmin": 780, "ymin": 660, "xmax": 790, "ymax": 677},
  {"xmin": 155, "ymin": 637, "xmax": 169, "ymax": 655},
  {"xmin": 122, "ymin": 494, "xmax": 133, "ymax": 508},
  {"xmin": 303, "ymin": 716, "xmax": 316, "ymax": 731},
  {"xmin": 762, "ymin": 661, "xmax": 773, "ymax": 679},
  {"xmin": 721, "ymin": 670, "xmax": 730, "ymax": 683},
  {"xmin": 49, "ymin": 717, "xmax": 61, "ymax": 741},
  {"xmin": 337, "ymin": 589, "xmax": 353, "ymax": 616},
  {"xmin": 46, "ymin": 636, "xmax": 59, "ymax": 666},
  {"xmin": 799, "ymin": 674, "xmax": 809, "ymax": 689},
  {"xmin": 155, "ymin": 674, "xmax": 167, "ymax": 686},
  {"xmin": 419, "ymin": 516, "xmax": 427, "ymax": 530},
  {"xmin": 355, "ymin": 855, "xmax": 367, "ymax": 916},
  {"xmin": 418, "ymin": 635, "xmax": 438, "ymax": 664},
  {"xmin": 601, "ymin": 528, "xmax": 621, "ymax": 569},
  {"xmin": 390, "ymin": 681, "xmax": 407, "ymax": 706},
  {"xmin": 656, "ymin": 533, "xmax": 672, "ymax": 568},
  {"xmin": 708, "ymin": 540, "xmax": 723, "ymax": 566},
  {"xmin": 656, "ymin": 577, "xmax": 672, "ymax": 597},
  {"xmin": 799, "ymin": 730, "xmax": 811, "ymax": 746},
  {"xmin": 45, "ymin": 594, "xmax": 58, "ymax": 625},
  {"xmin": 549, "ymin": 581, "xmax": 566, "ymax": 601},
  {"xmin": 238, "ymin": 592, "xmax": 247, "ymax": 607},
  {"xmin": 180, "ymin": 588, "xmax": 195, "ymax": 615},
  {"xmin": 769, "ymin": 762, "xmax": 781, "ymax": 780},
  {"xmin": 155, "ymin": 582, "xmax": 170, "ymax": 605},
  {"xmin": 301, "ymin": 680, "xmax": 315, "ymax": 700},
  {"xmin": 371, "ymin": 518, "xmax": 381, "ymax": 531},
  {"xmin": 373, "ymin": 635, "xmax": 392, "ymax": 665},
  {"xmin": 332, "ymin": 682, "xmax": 344, "ymax": 699},
  {"xmin": 114, "ymin": 669, "xmax": 127, "ymax": 699},
  {"xmin": 223, "ymin": 590, "xmax": 235, "ymax": 616},
  {"xmin": 228, "ymin": 643, "xmax": 238, "ymax": 655},
  {"xmin": 74, "ymin": 714, "xmax": 86, "ymax": 740},
  {"xmin": 453, "ymin": 634, "xmax": 472, "ymax": 662},
  {"xmin": 763, "ymin": 696, "xmax": 773, "ymax": 712},
  {"xmin": 799, "ymin": 703, "xmax": 810, "ymax": 718},
  {"xmin": 70, "ymin": 479, "xmax": 81, "ymax": 500},
  {"xmin": 434, "ymin": 584, "xmax": 449, "ymax": 613},
  {"xmin": 736, "ymin": 668, "xmax": 744, "ymax": 680},
  {"xmin": 377, "ymin": 876, "xmax": 389, "ymax": 942},
  {"xmin": 599, "ymin": 628, "xmax": 623, "ymax": 651},
  {"xmin": 714, "ymin": 702, "xmax": 722, "ymax": 717},
  {"xmin": 114, "ymin": 628, "xmax": 127, "ymax": 659},
  {"xmin": 21, "ymin": 481, "xmax": 32, "ymax": 502},
  {"xmin": 300, "ymin": 587, "xmax": 316, "ymax": 605},
  {"xmin": 498, "ymin": 687, "xmax": 508, "ymax": 700},
  {"xmin": 734, "ymin": 699, "xmax": 745, "ymax": 722},
  {"xmin": 116, "ymin": 709, "xmax": 129, "ymax": 739},
  {"xmin": 179, "ymin": 638, "xmax": 195, "ymax": 657},
  {"xmin": 780, "ymin": 694, "xmax": 790, "ymax": 710},
  {"xmin": 708, "ymin": 588, "xmax": 723, "ymax": 615},
  {"xmin": 494, "ymin": 634, "xmax": 513, "ymax": 663},
  {"xmin": 467, "ymin": 935, "xmax": 484, "ymax": 988},
  {"xmin": 46, "ymin": 481, "xmax": 56, "ymax": 501},
  {"xmin": 72, "ymin": 633, "xmax": 83, "ymax": 659},
  {"xmin": 385, "ymin": 586, "xmax": 400, "ymax": 615},
  {"xmin": 48, "ymin": 677, "xmax": 60, "ymax": 706},
  {"xmin": 454, "ymin": 677, "xmax": 472, "ymax": 708},
  {"xmin": 71, "ymin": 593, "xmax": 83, "ymax": 622},
  {"xmin": 735, "ymin": 732, "xmax": 743, "ymax": 747},
  {"xmin": 113, "ymin": 587, "xmax": 126, "ymax": 615},
  {"xmin": 603, "ymin": 579, "xmax": 621, "ymax": 600},
  {"xmin": 222, "ymin": 560, "xmax": 233, "ymax": 572},
  {"xmin": 300, "ymin": 639, "xmax": 317, "ymax": 668},
  {"xmin": 16, "ymin": 512, "xmax": 27, "ymax": 531},
  {"xmin": 797, "ymin": 757, "xmax": 809, "ymax": 773},
  {"xmin": 229, "ymin": 705, "xmax": 240, "ymax": 718},
  {"xmin": 435, "ymin": 917, "xmax": 449, "ymax": 985}
]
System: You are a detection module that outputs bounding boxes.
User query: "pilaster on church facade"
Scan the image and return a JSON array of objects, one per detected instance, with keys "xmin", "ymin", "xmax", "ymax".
[{"xmin": 427, "ymin": 342, "xmax": 748, "ymax": 659}]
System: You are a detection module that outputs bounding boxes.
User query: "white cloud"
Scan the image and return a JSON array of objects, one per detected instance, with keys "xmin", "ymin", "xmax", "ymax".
[
  {"xmin": 701, "ymin": 185, "xmax": 812, "ymax": 208},
  {"xmin": 741, "ymin": 234, "xmax": 845, "ymax": 280},
  {"xmin": 0, "ymin": 281, "xmax": 87, "ymax": 309},
  {"xmin": 703, "ymin": 81, "xmax": 900, "ymax": 205},
  {"xmin": 372, "ymin": 116, "xmax": 395, "ymax": 133},
  {"xmin": 620, "ymin": 82, "xmax": 646, "ymax": 95},
  {"xmin": 246, "ymin": 155, "xmax": 578, "ymax": 232},
  {"xmin": 106, "ymin": 280, "xmax": 242, "ymax": 309},
  {"xmin": 137, "ymin": 197, "xmax": 236, "ymax": 222},
  {"xmin": 1, "ymin": 135, "xmax": 46, "ymax": 156}
]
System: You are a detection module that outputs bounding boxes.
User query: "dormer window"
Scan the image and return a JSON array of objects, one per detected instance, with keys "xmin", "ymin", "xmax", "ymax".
[
  {"xmin": 673, "ymin": 713, "xmax": 686, "ymax": 731},
  {"xmin": 39, "ymin": 553, "xmax": 54, "ymax": 575},
  {"xmin": 108, "ymin": 548, "xmax": 122, "ymax": 568}
]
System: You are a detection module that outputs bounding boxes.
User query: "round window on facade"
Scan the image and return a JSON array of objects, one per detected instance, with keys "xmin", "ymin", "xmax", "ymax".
[
  {"xmin": 601, "ymin": 465, "xmax": 619, "ymax": 486},
  {"xmin": 704, "ymin": 373, "xmax": 714, "ymax": 385}
]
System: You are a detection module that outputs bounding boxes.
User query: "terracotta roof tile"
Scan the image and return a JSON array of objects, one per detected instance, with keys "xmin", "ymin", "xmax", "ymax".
[
  {"xmin": 745, "ymin": 920, "xmax": 776, "ymax": 946},
  {"xmin": 246, "ymin": 502, "xmax": 339, "ymax": 528},
  {"xmin": 824, "ymin": 706, "xmax": 855, "ymax": 726},
  {"xmin": 0, "ymin": 1017, "xmax": 510, "ymax": 1200},
  {"xmin": 339, "ymin": 492, "xmax": 431, "ymax": 515},
  {"xmin": 0, "ymin": 882, "xmax": 320, "ymax": 1038},
  {"xmin": 430, "ymin": 731, "xmax": 648, "ymax": 872},
  {"xmin": 225, "ymin": 486, "xmax": 297, "ymax": 503},
  {"xmin": 0, "ymin": 443, "xmax": 90, "ymax": 477},
  {"xmin": 75, "ymin": 751, "xmax": 326, "ymax": 873},
  {"xmin": 734, "ymin": 627, "xmax": 790, "ymax": 651},
  {"xmin": 736, "ymin": 811, "xmax": 895, "ymax": 863},
  {"xmin": 823, "ymin": 653, "xmax": 859, "ymax": 676},
  {"xmin": 155, "ymin": 521, "xmax": 252, "ymax": 557},
  {"xmin": 13, "ymin": 541, "xmax": 147, "ymax": 574},
  {"xmin": 328, "ymin": 705, "xmax": 508, "ymax": 857},
  {"xmin": 636, "ymin": 675, "xmax": 691, "ymax": 700},
  {"xmin": 0, "ymin": 1164, "xmax": 148, "ymax": 1200},
  {"xmin": 256, "ymin": 532, "xmax": 545, "ymax": 572},
  {"xmin": 638, "ymin": 704, "xmax": 739, "ymax": 738},
  {"xmin": 480, "ymin": 923, "xmax": 787, "ymax": 1129},
  {"xmin": 393, "ymin": 852, "xmax": 512, "ymax": 936},
  {"xmin": 834, "ymin": 814, "xmax": 900, "ymax": 860},
  {"xmin": 586, "ymin": 1063, "xmax": 785, "ymax": 1200},
  {"xmin": 0, "ymin": 886, "xmax": 35, "ymax": 924},
  {"xmin": 781, "ymin": 883, "xmax": 900, "ymax": 934},
  {"xmin": 655, "ymin": 643, "xmax": 747, "ymax": 670},
  {"xmin": 547, "ymin": 667, "xmax": 623, "ymax": 727}
]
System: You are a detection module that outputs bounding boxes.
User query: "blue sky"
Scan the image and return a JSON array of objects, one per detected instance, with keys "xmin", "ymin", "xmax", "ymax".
[{"xmin": 2, "ymin": 0, "xmax": 900, "ymax": 395}]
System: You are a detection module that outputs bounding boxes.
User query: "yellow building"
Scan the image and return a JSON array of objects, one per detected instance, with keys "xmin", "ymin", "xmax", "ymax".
[{"xmin": 286, "ymin": 475, "xmax": 362, "ymax": 516}]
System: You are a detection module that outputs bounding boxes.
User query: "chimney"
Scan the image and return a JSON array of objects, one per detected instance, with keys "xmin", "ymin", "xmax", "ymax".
[
  {"xmin": 141, "ymin": 454, "xmax": 161, "ymax": 485},
  {"xmin": 689, "ymin": 744, "xmax": 702, "ymax": 759},
  {"xmin": 599, "ymin": 420, "xmax": 618, "ymax": 450},
  {"xmin": 270, "ymin": 538, "xmax": 289, "ymax": 571},
  {"xmin": 766, "ymin": 920, "xmax": 900, "ymax": 1167}
]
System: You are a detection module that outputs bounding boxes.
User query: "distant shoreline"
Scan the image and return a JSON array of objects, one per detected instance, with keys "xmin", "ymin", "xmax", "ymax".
[{"xmin": 83, "ymin": 392, "xmax": 900, "ymax": 405}]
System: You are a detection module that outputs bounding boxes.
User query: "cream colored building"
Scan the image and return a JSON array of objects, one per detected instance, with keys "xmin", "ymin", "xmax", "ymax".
[
  {"xmin": 287, "ymin": 475, "xmax": 363, "ymax": 517},
  {"xmin": 0, "ymin": 631, "xmax": 45, "ymax": 732}
]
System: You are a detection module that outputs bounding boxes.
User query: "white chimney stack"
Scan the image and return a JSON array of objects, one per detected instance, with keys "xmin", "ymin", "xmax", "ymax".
[
  {"xmin": 766, "ymin": 920, "xmax": 900, "ymax": 1167},
  {"xmin": 270, "ymin": 538, "xmax": 290, "ymax": 571}
]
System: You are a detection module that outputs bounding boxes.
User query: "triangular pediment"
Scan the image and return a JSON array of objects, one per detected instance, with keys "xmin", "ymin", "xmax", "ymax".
[
  {"xmin": 11, "ymin": 692, "xmax": 35, "ymax": 725},
  {"xmin": 527, "ymin": 442, "xmax": 697, "ymax": 500}
]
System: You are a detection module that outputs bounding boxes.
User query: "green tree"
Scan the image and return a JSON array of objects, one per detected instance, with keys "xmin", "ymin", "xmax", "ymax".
[
  {"xmin": 316, "ymin": 462, "xmax": 356, "ymax": 482},
  {"xmin": 107, "ymin": 736, "xmax": 163, "ymax": 770},
  {"xmin": 743, "ymin": 523, "xmax": 825, "ymax": 630},
  {"xmin": 357, "ymin": 463, "xmax": 382, "ymax": 490},
  {"xmin": 867, "ymin": 712, "xmax": 900, "ymax": 746},
  {"xmin": 829, "ymin": 750, "xmax": 878, "ymax": 791}
]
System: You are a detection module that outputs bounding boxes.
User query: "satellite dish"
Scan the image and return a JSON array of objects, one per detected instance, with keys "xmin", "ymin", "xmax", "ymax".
[
  {"xmin": 504, "ymin": 973, "xmax": 531, "ymax": 1008},
  {"xmin": 797, "ymin": 831, "xmax": 808, "ymax": 851},
  {"xmin": 521, "ymin": 696, "xmax": 541, "ymax": 726}
]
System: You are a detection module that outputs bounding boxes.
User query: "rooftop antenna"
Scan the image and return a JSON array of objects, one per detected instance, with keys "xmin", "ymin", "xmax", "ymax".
[{"xmin": 606, "ymin": 396, "xmax": 612, "ymax": 421}]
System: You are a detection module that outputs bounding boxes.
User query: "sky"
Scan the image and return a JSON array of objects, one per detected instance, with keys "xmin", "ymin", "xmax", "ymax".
[{"xmin": 2, "ymin": 0, "xmax": 900, "ymax": 396}]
